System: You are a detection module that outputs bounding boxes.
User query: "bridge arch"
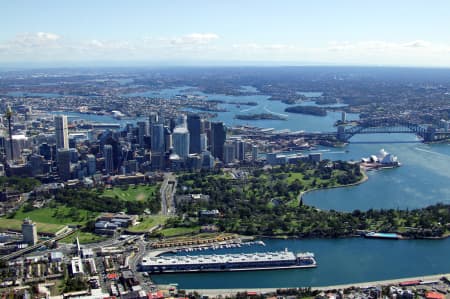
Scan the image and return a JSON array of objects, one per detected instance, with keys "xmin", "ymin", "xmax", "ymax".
[{"xmin": 337, "ymin": 119, "xmax": 429, "ymax": 142}]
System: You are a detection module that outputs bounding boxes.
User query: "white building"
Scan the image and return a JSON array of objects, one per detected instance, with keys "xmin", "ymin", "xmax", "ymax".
[
  {"xmin": 172, "ymin": 126, "xmax": 190, "ymax": 159},
  {"xmin": 54, "ymin": 115, "xmax": 69, "ymax": 149},
  {"xmin": 22, "ymin": 218, "xmax": 38, "ymax": 245}
]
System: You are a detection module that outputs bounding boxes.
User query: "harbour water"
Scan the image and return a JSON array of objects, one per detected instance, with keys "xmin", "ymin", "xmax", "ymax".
[
  {"xmin": 45, "ymin": 87, "xmax": 450, "ymax": 288},
  {"xmin": 151, "ymin": 237, "xmax": 450, "ymax": 289}
]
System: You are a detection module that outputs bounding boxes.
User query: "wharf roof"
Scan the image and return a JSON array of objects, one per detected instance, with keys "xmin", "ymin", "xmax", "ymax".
[{"xmin": 141, "ymin": 251, "xmax": 298, "ymax": 266}]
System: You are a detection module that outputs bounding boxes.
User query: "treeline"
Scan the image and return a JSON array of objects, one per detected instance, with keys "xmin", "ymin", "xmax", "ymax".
[
  {"xmin": 53, "ymin": 187, "xmax": 160, "ymax": 215},
  {"xmin": 284, "ymin": 105, "xmax": 327, "ymax": 116},
  {"xmin": 0, "ymin": 176, "xmax": 41, "ymax": 193},
  {"xmin": 174, "ymin": 164, "xmax": 448, "ymax": 238}
]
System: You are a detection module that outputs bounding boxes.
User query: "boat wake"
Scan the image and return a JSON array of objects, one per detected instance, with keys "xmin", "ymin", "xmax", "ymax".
[
  {"xmin": 239, "ymin": 106, "xmax": 259, "ymax": 113},
  {"xmin": 263, "ymin": 106, "xmax": 289, "ymax": 117},
  {"xmin": 414, "ymin": 147, "xmax": 450, "ymax": 158}
]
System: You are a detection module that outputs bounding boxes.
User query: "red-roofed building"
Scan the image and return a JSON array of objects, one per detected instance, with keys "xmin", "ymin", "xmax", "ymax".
[
  {"xmin": 107, "ymin": 273, "xmax": 119, "ymax": 280},
  {"xmin": 426, "ymin": 291, "xmax": 445, "ymax": 299}
]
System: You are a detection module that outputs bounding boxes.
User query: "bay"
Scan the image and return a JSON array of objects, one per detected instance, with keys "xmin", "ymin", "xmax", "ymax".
[{"xmin": 151, "ymin": 237, "xmax": 450, "ymax": 289}]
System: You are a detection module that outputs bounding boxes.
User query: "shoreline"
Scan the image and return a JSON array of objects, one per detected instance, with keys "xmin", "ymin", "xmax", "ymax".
[
  {"xmin": 182, "ymin": 273, "xmax": 450, "ymax": 297},
  {"xmin": 299, "ymin": 166, "xmax": 369, "ymax": 203}
]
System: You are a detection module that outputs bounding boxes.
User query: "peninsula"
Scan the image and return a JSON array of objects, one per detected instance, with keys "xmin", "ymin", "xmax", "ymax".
[{"xmin": 284, "ymin": 105, "xmax": 327, "ymax": 116}]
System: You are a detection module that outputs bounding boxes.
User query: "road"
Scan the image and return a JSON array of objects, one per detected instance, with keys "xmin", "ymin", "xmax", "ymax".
[
  {"xmin": 160, "ymin": 172, "xmax": 177, "ymax": 216},
  {"xmin": 0, "ymin": 228, "xmax": 76, "ymax": 261}
]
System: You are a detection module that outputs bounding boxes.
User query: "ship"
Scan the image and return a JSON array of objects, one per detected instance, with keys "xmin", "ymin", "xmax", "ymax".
[
  {"xmin": 364, "ymin": 232, "xmax": 400, "ymax": 240},
  {"xmin": 139, "ymin": 249, "xmax": 316, "ymax": 273},
  {"xmin": 360, "ymin": 149, "xmax": 401, "ymax": 169}
]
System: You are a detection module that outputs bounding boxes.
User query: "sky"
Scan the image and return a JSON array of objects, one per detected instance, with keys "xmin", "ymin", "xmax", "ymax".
[{"xmin": 1, "ymin": 0, "xmax": 450, "ymax": 67}]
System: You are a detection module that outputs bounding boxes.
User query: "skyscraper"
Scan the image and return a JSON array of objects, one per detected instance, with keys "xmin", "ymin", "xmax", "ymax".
[
  {"xmin": 22, "ymin": 218, "xmax": 38, "ymax": 245},
  {"xmin": 149, "ymin": 112, "xmax": 159, "ymax": 125},
  {"xmin": 187, "ymin": 114, "xmax": 202, "ymax": 154},
  {"xmin": 137, "ymin": 121, "xmax": 148, "ymax": 147},
  {"xmin": 211, "ymin": 122, "xmax": 226, "ymax": 161},
  {"xmin": 54, "ymin": 115, "xmax": 69, "ymax": 149},
  {"xmin": 223, "ymin": 142, "xmax": 236, "ymax": 164},
  {"xmin": 151, "ymin": 123, "xmax": 165, "ymax": 153},
  {"xmin": 172, "ymin": 126, "xmax": 190, "ymax": 159},
  {"xmin": 86, "ymin": 154, "xmax": 96, "ymax": 175},
  {"xmin": 104, "ymin": 144, "xmax": 114, "ymax": 174},
  {"xmin": 57, "ymin": 148, "xmax": 71, "ymax": 181}
]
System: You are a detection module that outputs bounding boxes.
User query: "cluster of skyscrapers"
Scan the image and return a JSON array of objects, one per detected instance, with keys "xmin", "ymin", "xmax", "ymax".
[{"xmin": 0, "ymin": 108, "xmax": 257, "ymax": 182}]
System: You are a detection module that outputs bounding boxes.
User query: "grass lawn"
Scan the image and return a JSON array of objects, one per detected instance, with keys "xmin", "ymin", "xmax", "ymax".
[
  {"xmin": 160, "ymin": 226, "xmax": 200, "ymax": 237},
  {"xmin": 0, "ymin": 218, "xmax": 64, "ymax": 234},
  {"xmin": 102, "ymin": 184, "xmax": 158, "ymax": 202},
  {"xmin": 59, "ymin": 231, "xmax": 108, "ymax": 244},
  {"xmin": 128, "ymin": 215, "xmax": 169, "ymax": 232},
  {"xmin": 12, "ymin": 205, "xmax": 97, "ymax": 226}
]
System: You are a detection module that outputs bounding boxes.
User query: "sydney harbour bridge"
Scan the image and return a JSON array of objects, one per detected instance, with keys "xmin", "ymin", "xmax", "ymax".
[{"xmin": 290, "ymin": 118, "xmax": 450, "ymax": 143}]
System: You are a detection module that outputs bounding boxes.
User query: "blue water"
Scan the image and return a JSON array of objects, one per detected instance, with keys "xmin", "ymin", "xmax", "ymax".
[
  {"xmin": 43, "ymin": 86, "xmax": 450, "ymax": 288},
  {"xmin": 124, "ymin": 88, "xmax": 358, "ymax": 132},
  {"xmin": 304, "ymin": 133, "xmax": 450, "ymax": 211},
  {"xmin": 7, "ymin": 91, "xmax": 63, "ymax": 97},
  {"xmin": 151, "ymin": 237, "xmax": 450, "ymax": 289}
]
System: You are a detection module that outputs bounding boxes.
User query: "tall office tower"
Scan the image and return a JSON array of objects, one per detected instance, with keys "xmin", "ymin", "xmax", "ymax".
[
  {"xmin": 234, "ymin": 139, "xmax": 245, "ymax": 161},
  {"xmin": 137, "ymin": 121, "xmax": 148, "ymax": 147},
  {"xmin": 54, "ymin": 115, "xmax": 69, "ymax": 149},
  {"xmin": 5, "ymin": 136, "xmax": 23, "ymax": 161},
  {"xmin": 211, "ymin": 122, "xmax": 226, "ymax": 161},
  {"xmin": 29, "ymin": 154, "xmax": 44, "ymax": 176},
  {"xmin": 22, "ymin": 218, "xmax": 38, "ymax": 245},
  {"xmin": 104, "ymin": 144, "xmax": 114, "ymax": 174},
  {"xmin": 151, "ymin": 123, "xmax": 165, "ymax": 153},
  {"xmin": 223, "ymin": 142, "xmax": 236, "ymax": 164},
  {"xmin": 86, "ymin": 154, "xmax": 96, "ymax": 175},
  {"xmin": 200, "ymin": 133, "xmax": 207, "ymax": 152},
  {"xmin": 187, "ymin": 114, "xmax": 202, "ymax": 154},
  {"xmin": 172, "ymin": 126, "xmax": 190, "ymax": 159},
  {"xmin": 176, "ymin": 114, "xmax": 187, "ymax": 128},
  {"xmin": 149, "ymin": 112, "xmax": 159, "ymax": 125},
  {"xmin": 57, "ymin": 148, "xmax": 71, "ymax": 181},
  {"xmin": 164, "ymin": 126, "xmax": 172, "ymax": 152},
  {"xmin": 252, "ymin": 145, "xmax": 258, "ymax": 161}
]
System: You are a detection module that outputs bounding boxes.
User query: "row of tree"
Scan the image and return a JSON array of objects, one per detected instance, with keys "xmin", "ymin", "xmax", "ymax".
[{"xmin": 173, "ymin": 162, "xmax": 447, "ymax": 238}]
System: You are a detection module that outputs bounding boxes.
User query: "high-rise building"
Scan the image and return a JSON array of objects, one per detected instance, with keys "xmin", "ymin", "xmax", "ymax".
[
  {"xmin": 5, "ymin": 135, "xmax": 25, "ymax": 161},
  {"xmin": 211, "ymin": 122, "xmax": 226, "ymax": 161},
  {"xmin": 104, "ymin": 144, "xmax": 114, "ymax": 174},
  {"xmin": 234, "ymin": 139, "xmax": 245, "ymax": 161},
  {"xmin": 137, "ymin": 121, "xmax": 148, "ymax": 147},
  {"xmin": 86, "ymin": 154, "xmax": 96, "ymax": 175},
  {"xmin": 29, "ymin": 154, "xmax": 44, "ymax": 176},
  {"xmin": 22, "ymin": 218, "xmax": 38, "ymax": 245},
  {"xmin": 54, "ymin": 115, "xmax": 69, "ymax": 149},
  {"xmin": 175, "ymin": 114, "xmax": 187, "ymax": 128},
  {"xmin": 151, "ymin": 123, "xmax": 165, "ymax": 153},
  {"xmin": 57, "ymin": 148, "xmax": 71, "ymax": 181},
  {"xmin": 164, "ymin": 126, "xmax": 172, "ymax": 152},
  {"xmin": 223, "ymin": 142, "xmax": 236, "ymax": 164},
  {"xmin": 187, "ymin": 114, "xmax": 202, "ymax": 154},
  {"xmin": 200, "ymin": 133, "xmax": 207, "ymax": 152},
  {"xmin": 149, "ymin": 112, "xmax": 159, "ymax": 125},
  {"xmin": 172, "ymin": 126, "xmax": 190, "ymax": 159},
  {"xmin": 252, "ymin": 145, "xmax": 258, "ymax": 161}
]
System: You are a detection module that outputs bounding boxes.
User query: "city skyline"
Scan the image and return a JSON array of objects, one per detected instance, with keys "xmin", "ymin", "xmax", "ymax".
[{"xmin": 1, "ymin": 0, "xmax": 450, "ymax": 67}]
